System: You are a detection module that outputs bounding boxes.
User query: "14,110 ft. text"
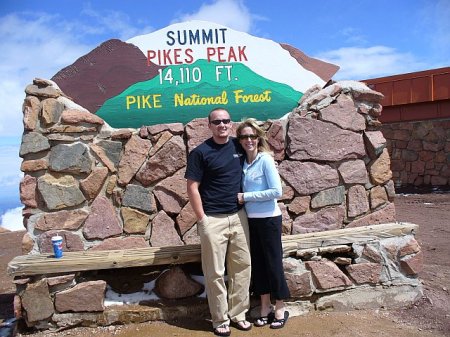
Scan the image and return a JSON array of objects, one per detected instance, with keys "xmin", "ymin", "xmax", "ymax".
[{"xmin": 158, "ymin": 65, "xmax": 234, "ymax": 85}]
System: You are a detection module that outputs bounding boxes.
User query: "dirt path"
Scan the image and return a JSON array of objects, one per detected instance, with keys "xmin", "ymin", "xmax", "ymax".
[
  {"xmin": 1, "ymin": 193, "xmax": 449, "ymax": 336},
  {"xmin": 388, "ymin": 193, "xmax": 450, "ymax": 334}
]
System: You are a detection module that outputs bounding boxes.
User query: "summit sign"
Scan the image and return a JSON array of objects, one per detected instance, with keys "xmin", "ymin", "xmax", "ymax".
[
  {"xmin": 52, "ymin": 21, "xmax": 339, "ymax": 127},
  {"xmin": 147, "ymin": 27, "xmax": 248, "ymax": 65}
]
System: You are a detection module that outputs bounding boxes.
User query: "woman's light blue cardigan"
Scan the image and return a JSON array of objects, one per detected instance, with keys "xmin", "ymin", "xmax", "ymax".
[{"xmin": 242, "ymin": 152, "xmax": 282, "ymax": 218}]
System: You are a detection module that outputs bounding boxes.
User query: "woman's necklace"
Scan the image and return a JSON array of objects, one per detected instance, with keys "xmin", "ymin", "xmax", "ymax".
[{"xmin": 246, "ymin": 151, "xmax": 258, "ymax": 165}]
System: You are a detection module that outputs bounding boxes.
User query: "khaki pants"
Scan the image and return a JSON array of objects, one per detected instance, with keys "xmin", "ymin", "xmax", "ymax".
[{"xmin": 197, "ymin": 208, "xmax": 251, "ymax": 328}]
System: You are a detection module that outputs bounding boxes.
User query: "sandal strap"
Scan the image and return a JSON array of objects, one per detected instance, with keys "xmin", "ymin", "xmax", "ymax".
[
  {"xmin": 214, "ymin": 323, "xmax": 231, "ymax": 337},
  {"xmin": 270, "ymin": 311, "xmax": 289, "ymax": 329},
  {"xmin": 254, "ymin": 316, "xmax": 269, "ymax": 327}
]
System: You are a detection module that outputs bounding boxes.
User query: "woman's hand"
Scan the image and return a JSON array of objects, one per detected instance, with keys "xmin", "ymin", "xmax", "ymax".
[{"xmin": 237, "ymin": 193, "xmax": 245, "ymax": 204}]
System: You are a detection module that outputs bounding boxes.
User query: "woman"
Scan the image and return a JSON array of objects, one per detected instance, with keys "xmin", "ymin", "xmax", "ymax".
[{"xmin": 236, "ymin": 118, "xmax": 290, "ymax": 329}]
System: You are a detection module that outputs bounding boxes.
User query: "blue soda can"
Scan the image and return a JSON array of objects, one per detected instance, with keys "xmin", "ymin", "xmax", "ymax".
[{"xmin": 51, "ymin": 235, "xmax": 63, "ymax": 258}]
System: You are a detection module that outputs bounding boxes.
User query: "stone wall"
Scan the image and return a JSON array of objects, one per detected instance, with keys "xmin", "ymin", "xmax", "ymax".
[
  {"xmin": 19, "ymin": 79, "xmax": 396, "ymax": 253},
  {"xmin": 15, "ymin": 226, "xmax": 423, "ymax": 330},
  {"xmin": 381, "ymin": 119, "xmax": 450, "ymax": 188},
  {"xmin": 15, "ymin": 78, "xmax": 423, "ymax": 329}
]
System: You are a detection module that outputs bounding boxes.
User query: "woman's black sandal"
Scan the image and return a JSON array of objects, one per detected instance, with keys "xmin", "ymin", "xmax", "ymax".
[
  {"xmin": 270, "ymin": 311, "xmax": 289, "ymax": 329},
  {"xmin": 254, "ymin": 311, "xmax": 275, "ymax": 327}
]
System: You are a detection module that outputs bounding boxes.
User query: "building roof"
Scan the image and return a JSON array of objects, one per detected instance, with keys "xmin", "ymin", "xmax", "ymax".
[{"xmin": 362, "ymin": 67, "xmax": 450, "ymax": 123}]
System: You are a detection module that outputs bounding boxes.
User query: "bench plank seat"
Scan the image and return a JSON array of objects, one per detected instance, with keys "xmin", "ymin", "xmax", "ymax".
[{"xmin": 7, "ymin": 222, "xmax": 417, "ymax": 277}]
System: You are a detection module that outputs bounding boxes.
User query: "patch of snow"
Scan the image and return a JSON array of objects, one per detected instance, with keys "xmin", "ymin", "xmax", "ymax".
[{"xmin": 104, "ymin": 275, "xmax": 207, "ymax": 306}]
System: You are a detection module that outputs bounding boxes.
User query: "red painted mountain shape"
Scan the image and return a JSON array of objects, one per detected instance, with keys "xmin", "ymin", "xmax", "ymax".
[
  {"xmin": 52, "ymin": 39, "xmax": 163, "ymax": 114},
  {"xmin": 280, "ymin": 43, "xmax": 339, "ymax": 83}
]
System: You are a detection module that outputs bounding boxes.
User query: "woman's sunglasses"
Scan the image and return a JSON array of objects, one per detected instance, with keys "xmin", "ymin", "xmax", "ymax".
[{"xmin": 238, "ymin": 134, "xmax": 258, "ymax": 140}]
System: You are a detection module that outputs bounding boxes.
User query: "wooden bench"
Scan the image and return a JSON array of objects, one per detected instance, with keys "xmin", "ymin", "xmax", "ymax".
[{"xmin": 7, "ymin": 222, "xmax": 418, "ymax": 277}]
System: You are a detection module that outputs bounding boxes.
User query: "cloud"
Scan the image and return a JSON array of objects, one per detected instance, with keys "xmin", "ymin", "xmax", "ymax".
[
  {"xmin": 316, "ymin": 46, "xmax": 426, "ymax": 80},
  {"xmin": 0, "ymin": 143, "xmax": 22, "ymax": 221},
  {"xmin": 419, "ymin": 0, "xmax": 450, "ymax": 59},
  {"xmin": 0, "ymin": 79, "xmax": 25, "ymax": 138},
  {"xmin": 173, "ymin": 0, "xmax": 254, "ymax": 33},
  {"xmin": 0, "ymin": 207, "xmax": 24, "ymax": 232},
  {"xmin": 0, "ymin": 143, "xmax": 22, "ymax": 188},
  {"xmin": 338, "ymin": 27, "xmax": 367, "ymax": 45},
  {"xmin": 0, "ymin": 12, "xmax": 91, "ymax": 137},
  {"xmin": 80, "ymin": 3, "xmax": 155, "ymax": 40}
]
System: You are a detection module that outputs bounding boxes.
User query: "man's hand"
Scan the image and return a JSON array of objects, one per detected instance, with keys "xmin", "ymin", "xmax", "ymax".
[{"xmin": 237, "ymin": 193, "xmax": 245, "ymax": 204}]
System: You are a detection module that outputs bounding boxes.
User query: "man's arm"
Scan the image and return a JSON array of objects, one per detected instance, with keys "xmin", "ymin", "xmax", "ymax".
[{"xmin": 186, "ymin": 179, "xmax": 205, "ymax": 221}]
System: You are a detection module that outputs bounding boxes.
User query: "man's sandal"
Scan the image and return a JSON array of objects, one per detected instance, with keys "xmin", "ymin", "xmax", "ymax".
[
  {"xmin": 270, "ymin": 311, "xmax": 289, "ymax": 329},
  {"xmin": 213, "ymin": 323, "xmax": 231, "ymax": 336},
  {"xmin": 231, "ymin": 320, "xmax": 252, "ymax": 331},
  {"xmin": 254, "ymin": 311, "xmax": 275, "ymax": 327}
]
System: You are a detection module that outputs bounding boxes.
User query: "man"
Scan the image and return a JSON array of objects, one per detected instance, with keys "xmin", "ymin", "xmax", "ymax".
[{"xmin": 185, "ymin": 108, "xmax": 252, "ymax": 336}]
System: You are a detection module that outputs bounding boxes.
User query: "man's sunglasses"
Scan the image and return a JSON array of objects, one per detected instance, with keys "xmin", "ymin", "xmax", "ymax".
[
  {"xmin": 210, "ymin": 119, "xmax": 231, "ymax": 125},
  {"xmin": 238, "ymin": 134, "xmax": 258, "ymax": 140}
]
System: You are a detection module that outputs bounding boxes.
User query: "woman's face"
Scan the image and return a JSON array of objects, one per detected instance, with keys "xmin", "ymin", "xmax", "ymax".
[{"xmin": 239, "ymin": 126, "xmax": 259, "ymax": 153}]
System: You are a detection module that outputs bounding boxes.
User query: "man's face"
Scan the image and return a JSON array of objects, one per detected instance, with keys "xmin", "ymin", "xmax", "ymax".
[{"xmin": 208, "ymin": 109, "xmax": 231, "ymax": 140}]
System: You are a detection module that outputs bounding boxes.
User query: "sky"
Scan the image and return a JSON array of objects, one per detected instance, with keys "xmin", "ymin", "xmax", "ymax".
[{"xmin": 0, "ymin": 0, "xmax": 449, "ymax": 230}]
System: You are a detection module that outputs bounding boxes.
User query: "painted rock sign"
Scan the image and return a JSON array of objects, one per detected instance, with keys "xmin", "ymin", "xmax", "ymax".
[{"xmin": 52, "ymin": 20, "xmax": 339, "ymax": 127}]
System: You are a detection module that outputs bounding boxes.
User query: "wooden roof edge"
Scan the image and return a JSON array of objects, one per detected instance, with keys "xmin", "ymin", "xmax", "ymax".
[{"xmin": 361, "ymin": 66, "xmax": 450, "ymax": 84}]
